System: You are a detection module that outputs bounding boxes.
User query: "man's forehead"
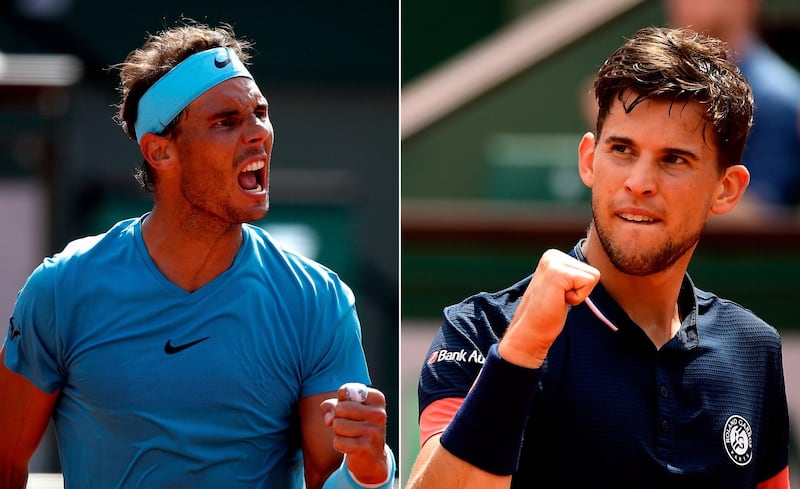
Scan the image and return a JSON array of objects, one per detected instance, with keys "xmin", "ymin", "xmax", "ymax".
[
  {"xmin": 602, "ymin": 96, "xmax": 717, "ymax": 152},
  {"xmin": 605, "ymin": 96, "xmax": 707, "ymax": 130},
  {"xmin": 190, "ymin": 77, "xmax": 267, "ymax": 112}
]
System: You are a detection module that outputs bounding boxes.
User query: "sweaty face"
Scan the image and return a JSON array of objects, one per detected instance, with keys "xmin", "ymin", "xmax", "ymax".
[
  {"xmin": 172, "ymin": 77, "xmax": 273, "ymax": 225},
  {"xmin": 585, "ymin": 95, "xmax": 723, "ymax": 276}
]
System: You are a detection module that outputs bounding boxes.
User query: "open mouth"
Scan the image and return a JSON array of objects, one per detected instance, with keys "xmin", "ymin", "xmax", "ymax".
[
  {"xmin": 618, "ymin": 213, "xmax": 655, "ymax": 223},
  {"xmin": 238, "ymin": 160, "xmax": 266, "ymax": 192}
]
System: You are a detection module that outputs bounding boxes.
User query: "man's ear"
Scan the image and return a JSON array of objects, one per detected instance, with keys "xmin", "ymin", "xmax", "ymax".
[
  {"xmin": 710, "ymin": 164, "xmax": 750, "ymax": 216},
  {"xmin": 139, "ymin": 133, "xmax": 176, "ymax": 170},
  {"xmin": 578, "ymin": 132, "xmax": 596, "ymax": 189}
]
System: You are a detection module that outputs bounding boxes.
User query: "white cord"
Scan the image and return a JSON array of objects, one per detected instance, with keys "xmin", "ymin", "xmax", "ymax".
[{"xmin": 584, "ymin": 296, "xmax": 618, "ymax": 332}]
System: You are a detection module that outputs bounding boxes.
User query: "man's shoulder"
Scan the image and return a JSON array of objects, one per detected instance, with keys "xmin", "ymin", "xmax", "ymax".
[
  {"xmin": 244, "ymin": 223, "xmax": 335, "ymax": 272},
  {"xmin": 695, "ymin": 287, "xmax": 766, "ymax": 323},
  {"xmin": 15, "ymin": 218, "xmax": 139, "ymax": 314},
  {"xmin": 242, "ymin": 223, "xmax": 351, "ymax": 294},
  {"xmin": 442, "ymin": 275, "xmax": 532, "ymax": 336},
  {"xmin": 695, "ymin": 287, "xmax": 781, "ymax": 345},
  {"xmin": 39, "ymin": 218, "xmax": 138, "ymax": 273}
]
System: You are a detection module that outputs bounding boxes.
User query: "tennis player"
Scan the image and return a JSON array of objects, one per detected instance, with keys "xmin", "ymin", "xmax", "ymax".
[
  {"xmin": 407, "ymin": 27, "xmax": 789, "ymax": 488},
  {"xmin": 0, "ymin": 21, "xmax": 394, "ymax": 489}
]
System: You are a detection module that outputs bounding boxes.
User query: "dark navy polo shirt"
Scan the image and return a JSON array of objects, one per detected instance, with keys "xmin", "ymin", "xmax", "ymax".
[{"xmin": 418, "ymin": 241, "xmax": 789, "ymax": 488}]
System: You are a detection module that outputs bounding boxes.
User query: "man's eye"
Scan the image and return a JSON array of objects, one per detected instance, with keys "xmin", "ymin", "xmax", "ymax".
[
  {"xmin": 663, "ymin": 154, "xmax": 686, "ymax": 165},
  {"xmin": 611, "ymin": 144, "xmax": 629, "ymax": 154}
]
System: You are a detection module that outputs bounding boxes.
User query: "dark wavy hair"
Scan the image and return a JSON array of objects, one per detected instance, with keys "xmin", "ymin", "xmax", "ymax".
[
  {"xmin": 113, "ymin": 20, "xmax": 253, "ymax": 191},
  {"xmin": 594, "ymin": 27, "xmax": 753, "ymax": 169}
]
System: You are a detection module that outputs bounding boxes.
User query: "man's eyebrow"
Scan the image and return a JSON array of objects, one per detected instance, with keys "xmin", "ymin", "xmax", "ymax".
[
  {"xmin": 208, "ymin": 102, "xmax": 267, "ymax": 120},
  {"xmin": 662, "ymin": 146, "xmax": 699, "ymax": 160},
  {"xmin": 603, "ymin": 135, "xmax": 634, "ymax": 147},
  {"xmin": 208, "ymin": 108, "xmax": 242, "ymax": 120},
  {"xmin": 604, "ymin": 135, "xmax": 699, "ymax": 159}
]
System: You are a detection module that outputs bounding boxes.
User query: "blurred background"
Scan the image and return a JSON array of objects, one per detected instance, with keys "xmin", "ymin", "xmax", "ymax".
[
  {"xmin": 0, "ymin": 0, "xmax": 398, "ymax": 477},
  {"xmin": 401, "ymin": 0, "xmax": 800, "ymax": 484}
]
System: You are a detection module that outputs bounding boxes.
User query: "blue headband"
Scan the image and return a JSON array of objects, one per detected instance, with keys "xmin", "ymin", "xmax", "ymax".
[{"xmin": 135, "ymin": 47, "xmax": 254, "ymax": 143}]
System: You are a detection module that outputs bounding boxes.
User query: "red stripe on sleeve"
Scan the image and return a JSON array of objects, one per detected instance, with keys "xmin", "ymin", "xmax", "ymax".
[
  {"xmin": 757, "ymin": 465, "xmax": 789, "ymax": 489},
  {"xmin": 418, "ymin": 397, "xmax": 465, "ymax": 447}
]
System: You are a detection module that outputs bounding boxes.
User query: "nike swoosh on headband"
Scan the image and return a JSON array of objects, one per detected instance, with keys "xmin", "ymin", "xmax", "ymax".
[
  {"xmin": 214, "ymin": 55, "xmax": 232, "ymax": 69},
  {"xmin": 135, "ymin": 47, "xmax": 253, "ymax": 143}
]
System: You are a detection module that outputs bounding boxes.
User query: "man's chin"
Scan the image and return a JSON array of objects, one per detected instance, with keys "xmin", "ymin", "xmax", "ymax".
[
  {"xmin": 233, "ymin": 200, "xmax": 268, "ymax": 223},
  {"xmin": 244, "ymin": 207, "xmax": 269, "ymax": 224}
]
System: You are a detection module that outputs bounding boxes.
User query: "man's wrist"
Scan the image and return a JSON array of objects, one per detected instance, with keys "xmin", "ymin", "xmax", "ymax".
[
  {"xmin": 346, "ymin": 444, "xmax": 395, "ymax": 487},
  {"xmin": 323, "ymin": 444, "xmax": 395, "ymax": 489},
  {"xmin": 497, "ymin": 333, "xmax": 550, "ymax": 368},
  {"xmin": 440, "ymin": 343, "xmax": 541, "ymax": 475}
]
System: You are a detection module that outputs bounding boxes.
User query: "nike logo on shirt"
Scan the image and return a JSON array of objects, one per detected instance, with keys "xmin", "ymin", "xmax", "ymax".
[{"xmin": 164, "ymin": 336, "xmax": 210, "ymax": 354}]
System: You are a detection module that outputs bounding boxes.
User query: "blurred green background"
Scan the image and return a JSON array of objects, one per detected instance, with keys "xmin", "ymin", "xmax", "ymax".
[{"xmin": 401, "ymin": 0, "xmax": 800, "ymax": 484}]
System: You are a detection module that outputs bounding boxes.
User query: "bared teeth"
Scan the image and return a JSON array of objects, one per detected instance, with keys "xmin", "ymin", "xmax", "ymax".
[
  {"xmin": 620, "ymin": 213, "xmax": 653, "ymax": 222},
  {"xmin": 241, "ymin": 161, "xmax": 265, "ymax": 173}
]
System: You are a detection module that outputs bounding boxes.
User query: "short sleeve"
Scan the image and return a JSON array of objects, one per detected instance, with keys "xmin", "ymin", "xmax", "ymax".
[
  {"xmin": 417, "ymin": 276, "xmax": 529, "ymax": 416},
  {"xmin": 300, "ymin": 279, "xmax": 371, "ymax": 398},
  {"xmin": 757, "ymin": 339, "xmax": 790, "ymax": 482},
  {"xmin": 4, "ymin": 258, "xmax": 64, "ymax": 393},
  {"xmin": 418, "ymin": 317, "xmax": 482, "ymax": 415}
]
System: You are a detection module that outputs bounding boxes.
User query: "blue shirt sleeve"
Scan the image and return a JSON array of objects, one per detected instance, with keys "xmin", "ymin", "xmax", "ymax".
[
  {"xmin": 5, "ymin": 257, "xmax": 64, "ymax": 394},
  {"xmin": 300, "ymin": 277, "xmax": 371, "ymax": 398}
]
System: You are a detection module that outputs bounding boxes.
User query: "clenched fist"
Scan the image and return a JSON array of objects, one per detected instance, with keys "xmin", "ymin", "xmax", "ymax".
[{"xmin": 498, "ymin": 249, "xmax": 600, "ymax": 368}]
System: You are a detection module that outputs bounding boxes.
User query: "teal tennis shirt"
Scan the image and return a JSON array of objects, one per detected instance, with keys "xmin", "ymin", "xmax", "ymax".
[{"xmin": 5, "ymin": 217, "xmax": 371, "ymax": 488}]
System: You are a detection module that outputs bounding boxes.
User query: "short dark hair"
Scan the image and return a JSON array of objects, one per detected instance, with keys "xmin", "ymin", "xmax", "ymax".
[
  {"xmin": 593, "ymin": 27, "xmax": 753, "ymax": 169},
  {"xmin": 113, "ymin": 20, "xmax": 253, "ymax": 191}
]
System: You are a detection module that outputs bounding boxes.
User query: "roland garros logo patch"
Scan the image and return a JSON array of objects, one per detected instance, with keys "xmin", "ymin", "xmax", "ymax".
[{"xmin": 723, "ymin": 414, "xmax": 753, "ymax": 466}]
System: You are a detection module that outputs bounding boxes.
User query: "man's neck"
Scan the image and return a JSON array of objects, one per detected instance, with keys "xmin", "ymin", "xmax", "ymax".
[
  {"xmin": 581, "ymin": 232, "xmax": 689, "ymax": 349},
  {"xmin": 141, "ymin": 207, "xmax": 243, "ymax": 293}
]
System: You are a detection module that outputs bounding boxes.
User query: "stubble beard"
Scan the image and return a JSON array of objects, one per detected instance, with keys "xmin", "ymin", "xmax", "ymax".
[
  {"xmin": 591, "ymin": 199, "xmax": 703, "ymax": 277},
  {"xmin": 179, "ymin": 166, "xmax": 270, "ymax": 226}
]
